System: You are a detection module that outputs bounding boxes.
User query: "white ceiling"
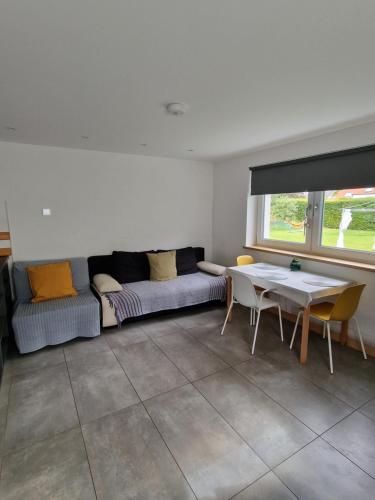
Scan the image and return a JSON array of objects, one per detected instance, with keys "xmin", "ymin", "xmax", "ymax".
[{"xmin": 1, "ymin": 0, "xmax": 375, "ymax": 161}]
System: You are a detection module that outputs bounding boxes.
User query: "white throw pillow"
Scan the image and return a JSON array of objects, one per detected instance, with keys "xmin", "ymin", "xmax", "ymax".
[
  {"xmin": 197, "ymin": 261, "xmax": 226, "ymax": 276},
  {"xmin": 93, "ymin": 273, "xmax": 122, "ymax": 293}
]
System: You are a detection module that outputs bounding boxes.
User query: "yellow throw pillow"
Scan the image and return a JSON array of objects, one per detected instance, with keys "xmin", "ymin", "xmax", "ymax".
[
  {"xmin": 147, "ymin": 251, "xmax": 177, "ymax": 281},
  {"xmin": 27, "ymin": 261, "xmax": 78, "ymax": 303}
]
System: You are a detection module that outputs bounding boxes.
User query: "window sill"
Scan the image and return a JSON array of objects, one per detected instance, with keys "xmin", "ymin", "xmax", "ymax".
[{"xmin": 244, "ymin": 245, "xmax": 375, "ymax": 272}]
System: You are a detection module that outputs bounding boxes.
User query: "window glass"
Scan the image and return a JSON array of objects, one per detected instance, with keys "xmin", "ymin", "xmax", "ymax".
[
  {"xmin": 263, "ymin": 192, "xmax": 308, "ymax": 244},
  {"xmin": 321, "ymin": 188, "xmax": 375, "ymax": 253}
]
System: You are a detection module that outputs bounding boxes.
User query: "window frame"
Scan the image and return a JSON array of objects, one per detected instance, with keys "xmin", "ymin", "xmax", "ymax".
[{"xmin": 255, "ymin": 191, "xmax": 375, "ymax": 265}]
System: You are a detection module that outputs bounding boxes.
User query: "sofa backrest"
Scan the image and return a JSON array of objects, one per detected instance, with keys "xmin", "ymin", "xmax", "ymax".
[
  {"xmin": 88, "ymin": 247, "xmax": 205, "ymax": 282},
  {"xmin": 13, "ymin": 257, "xmax": 90, "ymax": 302}
]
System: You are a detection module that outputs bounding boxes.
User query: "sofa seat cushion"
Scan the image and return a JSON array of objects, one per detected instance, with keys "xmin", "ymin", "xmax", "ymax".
[
  {"xmin": 12, "ymin": 292, "xmax": 100, "ymax": 354},
  {"xmin": 105, "ymin": 272, "xmax": 227, "ymax": 326}
]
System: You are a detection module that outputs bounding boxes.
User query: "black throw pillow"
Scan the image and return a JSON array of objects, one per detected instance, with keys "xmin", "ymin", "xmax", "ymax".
[
  {"xmin": 176, "ymin": 247, "xmax": 198, "ymax": 275},
  {"xmin": 112, "ymin": 251, "xmax": 150, "ymax": 284},
  {"xmin": 156, "ymin": 247, "xmax": 198, "ymax": 276}
]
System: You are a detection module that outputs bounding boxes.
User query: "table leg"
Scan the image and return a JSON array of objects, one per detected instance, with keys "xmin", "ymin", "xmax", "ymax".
[
  {"xmin": 300, "ymin": 305, "xmax": 310, "ymax": 364},
  {"xmin": 226, "ymin": 276, "xmax": 233, "ymax": 322},
  {"xmin": 340, "ymin": 320, "xmax": 349, "ymax": 345}
]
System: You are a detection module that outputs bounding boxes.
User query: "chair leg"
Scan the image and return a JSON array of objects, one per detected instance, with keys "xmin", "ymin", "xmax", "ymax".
[
  {"xmin": 326, "ymin": 322, "xmax": 334, "ymax": 374},
  {"xmin": 251, "ymin": 309, "xmax": 261, "ymax": 355},
  {"xmin": 353, "ymin": 316, "xmax": 367, "ymax": 360},
  {"xmin": 277, "ymin": 305, "xmax": 284, "ymax": 342},
  {"xmin": 221, "ymin": 301, "xmax": 234, "ymax": 336},
  {"xmin": 322, "ymin": 322, "xmax": 326, "ymax": 339},
  {"xmin": 250, "ymin": 308, "xmax": 254, "ymax": 326},
  {"xmin": 290, "ymin": 311, "xmax": 302, "ymax": 349}
]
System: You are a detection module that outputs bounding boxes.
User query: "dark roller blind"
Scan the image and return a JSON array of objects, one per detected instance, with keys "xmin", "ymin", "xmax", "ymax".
[{"xmin": 249, "ymin": 144, "xmax": 375, "ymax": 195}]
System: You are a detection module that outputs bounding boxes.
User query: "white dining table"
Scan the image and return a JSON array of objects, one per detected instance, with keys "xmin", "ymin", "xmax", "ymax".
[{"xmin": 226, "ymin": 262, "xmax": 351, "ymax": 364}]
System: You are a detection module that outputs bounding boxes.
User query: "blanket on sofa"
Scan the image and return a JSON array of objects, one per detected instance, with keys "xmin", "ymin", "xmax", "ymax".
[{"xmin": 105, "ymin": 271, "xmax": 226, "ymax": 325}]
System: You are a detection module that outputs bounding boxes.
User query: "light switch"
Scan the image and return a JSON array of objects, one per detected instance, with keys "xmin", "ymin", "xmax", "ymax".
[{"xmin": 42, "ymin": 208, "xmax": 51, "ymax": 216}]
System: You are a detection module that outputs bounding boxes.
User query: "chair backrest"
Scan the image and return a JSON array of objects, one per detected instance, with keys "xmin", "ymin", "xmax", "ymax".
[
  {"xmin": 330, "ymin": 283, "xmax": 366, "ymax": 321},
  {"xmin": 231, "ymin": 272, "xmax": 258, "ymax": 308},
  {"xmin": 237, "ymin": 255, "xmax": 254, "ymax": 266}
]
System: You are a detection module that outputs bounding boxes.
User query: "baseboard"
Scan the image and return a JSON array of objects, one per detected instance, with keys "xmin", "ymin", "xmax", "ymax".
[{"xmin": 268, "ymin": 308, "xmax": 375, "ymax": 358}]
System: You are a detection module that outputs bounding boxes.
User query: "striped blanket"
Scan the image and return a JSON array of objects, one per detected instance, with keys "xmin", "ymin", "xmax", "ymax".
[{"xmin": 106, "ymin": 272, "xmax": 226, "ymax": 326}]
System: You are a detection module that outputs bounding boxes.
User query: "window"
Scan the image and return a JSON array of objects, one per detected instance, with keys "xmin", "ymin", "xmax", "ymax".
[
  {"xmin": 262, "ymin": 192, "xmax": 309, "ymax": 245},
  {"xmin": 256, "ymin": 187, "xmax": 375, "ymax": 263}
]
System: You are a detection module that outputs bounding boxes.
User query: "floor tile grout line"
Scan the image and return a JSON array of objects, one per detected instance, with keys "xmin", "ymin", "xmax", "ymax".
[
  {"xmin": 191, "ymin": 367, "xmax": 320, "ymax": 467},
  {"xmin": 110, "ymin": 346, "xmax": 199, "ymax": 500},
  {"xmin": 231, "ymin": 363, "xmax": 321, "ymax": 436},
  {"xmin": 195, "ymin": 378, "xmax": 330, "ymax": 489},
  {"xmin": 146, "ymin": 330, "xmax": 204, "ymax": 382},
  {"xmin": 231, "ymin": 350, "xmax": 371, "ymax": 439},
  {"xmin": 226, "ymin": 470, "xmax": 275, "ymax": 500},
  {"xmin": 0, "ymin": 423, "xmax": 87, "ymax": 459},
  {"xmin": 143, "ymin": 320, "xmax": 352, "ymax": 448},
  {"xmin": 191, "ymin": 378, "xmax": 305, "ymax": 499},
  {"xmin": 150, "ymin": 331, "xmax": 233, "ymax": 382},
  {"xmin": 109, "ymin": 327, "xmax": 197, "ymax": 404},
  {"xmin": 191, "ymin": 379, "xmax": 270, "ymax": 471},
  {"xmin": 63, "ymin": 350, "xmax": 99, "ymax": 500},
  {"xmin": 263, "ymin": 349, "xmax": 366, "ymax": 411},
  {"xmin": 232, "ymin": 310, "xmax": 375, "ymax": 403},
  {"xmin": 0, "ymin": 364, "xmax": 82, "ymax": 460},
  {"xmin": 228, "ymin": 469, "xmax": 300, "ymax": 500},
  {"xmin": 181, "ymin": 312, "xmax": 297, "ymax": 369},
  {"xmin": 354, "ymin": 394, "xmax": 375, "ymax": 422},
  {"xmin": 191, "ymin": 368, "xmax": 333, "ymax": 492},
  {"xmin": 140, "ymin": 380, "xmax": 192, "ymax": 404},
  {"xmin": 182, "ymin": 322, "xmax": 255, "ymax": 367},
  {"xmin": 112, "ymin": 334, "xmax": 190, "ymax": 390},
  {"xmin": 139, "ymin": 327, "xmax": 374, "ymax": 493},
  {"xmin": 271, "ymin": 467, "xmax": 303, "ymax": 500},
  {"xmin": 238, "ymin": 362, "xmax": 368, "ymax": 443},
  {"xmin": 5, "ymin": 357, "xmax": 66, "ymax": 381},
  {"xmin": 141, "ymin": 403, "xmax": 198, "ymax": 500},
  {"xmin": 4, "ymin": 311, "xmax": 375, "ymax": 498},
  {"xmin": 319, "ymin": 432, "xmax": 375, "ymax": 481},
  {"xmin": 267, "ymin": 407, "xmax": 372, "ymax": 481}
]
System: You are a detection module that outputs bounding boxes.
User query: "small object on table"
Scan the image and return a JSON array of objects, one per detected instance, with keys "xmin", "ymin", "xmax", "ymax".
[{"xmin": 290, "ymin": 258, "xmax": 301, "ymax": 272}]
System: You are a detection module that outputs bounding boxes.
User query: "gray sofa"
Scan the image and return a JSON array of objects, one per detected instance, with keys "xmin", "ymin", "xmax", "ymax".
[{"xmin": 12, "ymin": 257, "xmax": 100, "ymax": 353}]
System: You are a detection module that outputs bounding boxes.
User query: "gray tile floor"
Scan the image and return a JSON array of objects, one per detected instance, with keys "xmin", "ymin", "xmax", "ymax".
[{"xmin": 1, "ymin": 304, "xmax": 375, "ymax": 499}]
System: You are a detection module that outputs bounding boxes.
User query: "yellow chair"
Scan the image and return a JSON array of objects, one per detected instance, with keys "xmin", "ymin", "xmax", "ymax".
[
  {"xmin": 237, "ymin": 255, "xmax": 254, "ymax": 266},
  {"xmin": 290, "ymin": 284, "xmax": 367, "ymax": 373}
]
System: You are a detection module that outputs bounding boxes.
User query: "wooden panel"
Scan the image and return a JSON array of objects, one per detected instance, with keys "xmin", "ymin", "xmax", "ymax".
[
  {"xmin": 0, "ymin": 248, "xmax": 12, "ymax": 257},
  {"xmin": 244, "ymin": 244, "xmax": 375, "ymax": 272},
  {"xmin": 0, "ymin": 232, "xmax": 10, "ymax": 241}
]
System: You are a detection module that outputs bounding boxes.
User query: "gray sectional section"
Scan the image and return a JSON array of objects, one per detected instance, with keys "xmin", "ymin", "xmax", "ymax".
[{"xmin": 12, "ymin": 257, "xmax": 100, "ymax": 353}]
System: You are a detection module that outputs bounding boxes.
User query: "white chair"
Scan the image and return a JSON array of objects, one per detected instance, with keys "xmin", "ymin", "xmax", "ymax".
[{"xmin": 221, "ymin": 272, "xmax": 284, "ymax": 354}]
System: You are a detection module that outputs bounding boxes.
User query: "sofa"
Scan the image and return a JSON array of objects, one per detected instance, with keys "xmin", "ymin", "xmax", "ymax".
[
  {"xmin": 12, "ymin": 257, "xmax": 100, "ymax": 353},
  {"xmin": 88, "ymin": 247, "xmax": 227, "ymax": 328}
]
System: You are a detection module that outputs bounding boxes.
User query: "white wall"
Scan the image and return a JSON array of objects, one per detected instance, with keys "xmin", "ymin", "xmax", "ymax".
[
  {"xmin": 0, "ymin": 142, "xmax": 214, "ymax": 261},
  {"xmin": 213, "ymin": 121, "xmax": 375, "ymax": 346}
]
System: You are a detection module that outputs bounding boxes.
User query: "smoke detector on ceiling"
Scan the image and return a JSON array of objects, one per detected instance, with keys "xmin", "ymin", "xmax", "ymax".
[{"xmin": 165, "ymin": 102, "xmax": 189, "ymax": 116}]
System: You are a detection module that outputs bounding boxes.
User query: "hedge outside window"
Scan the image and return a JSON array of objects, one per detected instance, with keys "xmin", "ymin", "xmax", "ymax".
[
  {"xmin": 321, "ymin": 191, "xmax": 375, "ymax": 253},
  {"xmin": 256, "ymin": 188, "xmax": 375, "ymax": 263}
]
